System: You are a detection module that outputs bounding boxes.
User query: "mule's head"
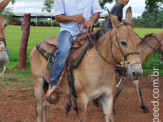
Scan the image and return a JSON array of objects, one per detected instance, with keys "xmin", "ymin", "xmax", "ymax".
[
  {"xmin": 0, "ymin": 0, "xmax": 10, "ymax": 68},
  {"xmin": 109, "ymin": 7, "xmax": 142, "ymax": 80}
]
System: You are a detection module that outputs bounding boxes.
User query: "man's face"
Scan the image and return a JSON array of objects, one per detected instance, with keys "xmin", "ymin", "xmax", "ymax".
[{"xmin": 120, "ymin": 0, "xmax": 130, "ymax": 6}]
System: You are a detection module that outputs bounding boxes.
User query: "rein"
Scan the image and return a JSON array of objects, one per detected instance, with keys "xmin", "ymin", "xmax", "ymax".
[{"xmin": 86, "ymin": 31, "xmax": 121, "ymax": 67}]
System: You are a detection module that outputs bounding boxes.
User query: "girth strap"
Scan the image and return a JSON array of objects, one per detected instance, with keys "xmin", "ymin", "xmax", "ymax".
[{"xmin": 36, "ymin": 44, "xmax": 57, "ymax": 62}]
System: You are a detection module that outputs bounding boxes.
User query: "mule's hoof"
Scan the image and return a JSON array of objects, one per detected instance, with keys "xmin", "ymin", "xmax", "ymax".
[
  {"xmin": 141, "ymin": 105, "xmax": 150, "ymax": 113},
  {"xmin": 143, "ymin": 107, "xmax": 150, "ymax": 113}
]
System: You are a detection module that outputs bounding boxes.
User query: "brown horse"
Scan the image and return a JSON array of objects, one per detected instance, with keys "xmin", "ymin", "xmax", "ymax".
[
  {"xmin": 0, "ymin": 0, "xmax": 10, "ymax": 68},
  {"xmin": 113, "ymin": 32, "xmax": 163, "ymax": 113},
  {"xmin": 30, "ymin": 7, "xmax": 142, "ymax": 122}
]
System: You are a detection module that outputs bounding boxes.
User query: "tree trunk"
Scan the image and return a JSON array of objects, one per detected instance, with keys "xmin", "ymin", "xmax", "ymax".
[{"xmin": 19, "ymin": 14, "xmax": 31, "ymax": 70}]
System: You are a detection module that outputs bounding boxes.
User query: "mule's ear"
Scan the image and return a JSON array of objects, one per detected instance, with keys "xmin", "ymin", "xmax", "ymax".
[
  {"xmin": 125, "ymin": 6, "xmax": 133, "ymax": 25},
  {"xmin": 109, "ymin": 13, "xmax": 121, "ymax": 28},
  {"xmin": 0, "ymin": 0, "xmax": 10, "ymax": 12}
]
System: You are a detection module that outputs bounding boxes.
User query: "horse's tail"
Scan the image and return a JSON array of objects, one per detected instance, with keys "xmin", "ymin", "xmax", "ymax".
[{"xmin": 65, "ymin": 95, "xmax": 78, "ymax": 115}]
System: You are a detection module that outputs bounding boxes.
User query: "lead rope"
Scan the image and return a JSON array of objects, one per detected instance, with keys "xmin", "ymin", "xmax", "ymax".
[{"xmin": 116, "ymin": 76, "xmax": 125, "ymax": 87}]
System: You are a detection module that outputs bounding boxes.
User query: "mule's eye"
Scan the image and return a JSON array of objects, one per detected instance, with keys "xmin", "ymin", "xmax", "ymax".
[{"xmin": 120, "ymin": 41, "xmax": 128, "ymax": 47}]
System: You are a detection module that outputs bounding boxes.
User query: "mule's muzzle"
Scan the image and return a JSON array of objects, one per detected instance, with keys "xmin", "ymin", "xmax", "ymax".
[
  {"xmin": 127, "ymin": 63, "xmax": 143, "ymax": 80},
  {"xmin": 0, "ymin": 52, "xmax": 8, "ymax": 68}
]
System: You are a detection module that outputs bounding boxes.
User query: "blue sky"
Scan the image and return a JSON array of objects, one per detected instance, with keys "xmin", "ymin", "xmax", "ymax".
[{"xmin": 5, "ymin": 0, "xmax": 146, "ymax": 17}]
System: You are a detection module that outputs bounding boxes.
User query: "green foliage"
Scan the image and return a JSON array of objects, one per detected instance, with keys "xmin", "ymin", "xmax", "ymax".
[
  {"xmin": 2, "ymin": 8, "xmax": 21, "ymax": 23},
  {"xmin": 42, "ymin": 0, "xmax": 54, "ymax": 12},
  {"xmin": 11, "ymin": 0, "xmax": 16, "ymax": 4},
  {"xmin": 145, "ymin": 0, "xmax": 163, "ymax": 10},
  {"xmin": 30, "ymin": 19, "xmax": 60, "ymax": 26},
  {"xmin": 133, "ymin": 8, "xmax": 163, "ymax": 28},
  {"xmin": 2, "ymin": 8, "xmax": 13, "ymax": 20},
  {"xmin": 98, "ymin": 0, "xmax": 113, "ymax": 8}
]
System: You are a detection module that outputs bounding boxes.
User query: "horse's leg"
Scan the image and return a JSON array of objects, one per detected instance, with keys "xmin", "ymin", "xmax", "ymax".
[
  {"xmin": 43, "ymin": 99, "xmax": 51, "ymax": 122},
  {"xmin": 132, "ymin": 80, "xmax": 149, "ymax": 113},
  {"xmin": 33, "ymin": 76, "xmax": 44, "ymax": 122},
  {"xmin": 100, "ymin": 93, "xmax": 114, "ymax": 122},
  {"xmin": 77, "ymin": 94, "xmax": 88, "ymax": 122}
]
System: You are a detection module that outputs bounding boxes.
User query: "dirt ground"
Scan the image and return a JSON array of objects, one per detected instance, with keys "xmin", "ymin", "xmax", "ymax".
[{"xmin": 0, "ymin": 76, "xmax": 162, "ymax": 122}]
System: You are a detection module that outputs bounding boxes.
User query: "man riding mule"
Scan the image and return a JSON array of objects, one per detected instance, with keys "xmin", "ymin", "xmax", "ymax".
[
  {"xmin": 45, "ymin": 0, "xmax": 103, "ymax": 101},
  {"xmin": 0, "ymin": 0, "xmax": 10, "ymax": 72},
  {"xmin": 30, "ymin": 6, "xmax": 143, "ymax": 122}
]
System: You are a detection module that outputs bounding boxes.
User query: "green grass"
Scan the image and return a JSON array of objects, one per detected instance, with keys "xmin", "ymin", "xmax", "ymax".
[
  {"xmin": 134, "ymin": 28, "xmax": 163, "ymax": 37},
  {"xmin": 5, "ymin": 25, "xmax": 60, "ymax": 69},
  {"xmin": 4, "ymin": 25, "xmax": 163, "ymax": 76}
]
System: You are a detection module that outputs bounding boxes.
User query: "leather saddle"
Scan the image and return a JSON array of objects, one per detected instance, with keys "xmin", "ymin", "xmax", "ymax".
[{"xmin": 36, "ymin": 32, "xmax": 93, "ymax": 65}]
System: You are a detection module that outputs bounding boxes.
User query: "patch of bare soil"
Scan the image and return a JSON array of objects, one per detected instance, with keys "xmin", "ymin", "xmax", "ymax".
[{"xmin": 0, "ymin": 76, "xmax": 162, "ymax": 122}]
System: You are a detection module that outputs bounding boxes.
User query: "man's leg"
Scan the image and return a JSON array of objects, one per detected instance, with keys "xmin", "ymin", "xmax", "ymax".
[{"xmin": 46, "ymin": 30, "xmax": 73, "ymax": 99}]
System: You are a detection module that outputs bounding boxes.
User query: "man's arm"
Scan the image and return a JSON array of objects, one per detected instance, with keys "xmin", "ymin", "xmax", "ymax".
[
  {"xmin": 55, "ymin": 14, "xmax": 85, "ymax": 24},
  {"xmin": 84, "ymin": 12, "xmax": 100, "ymax": 30}
]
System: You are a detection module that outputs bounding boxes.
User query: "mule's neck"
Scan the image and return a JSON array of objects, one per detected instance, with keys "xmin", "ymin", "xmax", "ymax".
[
  {"xmin": 139, "ymin": 34, "xmax": 162, "ymax": 64},
  {"xmin": 95, "ymin": 31, "xmax": 116, "ymax": 68}
]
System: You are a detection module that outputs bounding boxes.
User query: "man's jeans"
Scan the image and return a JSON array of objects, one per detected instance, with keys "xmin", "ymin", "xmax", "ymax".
[{"xmin": 50, "ymin": 30, "xmax": 74, "ymax": 88}]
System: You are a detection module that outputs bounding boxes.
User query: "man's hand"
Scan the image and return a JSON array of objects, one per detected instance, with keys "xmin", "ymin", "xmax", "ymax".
[
  {"xmin": 84, "ymin": 20, "xmax": 94, "ymax": 31},
  {"xmin": 72, "ymin": 14, "xmax": 85, "ymax": 24}
]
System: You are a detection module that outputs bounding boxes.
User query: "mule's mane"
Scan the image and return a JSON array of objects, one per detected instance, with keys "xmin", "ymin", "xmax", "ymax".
[
  {"xmin": 88, "ymin": 21, "xmax": 131, "ymax": 49},
  {"xmin": 142, "ymin": 33, "xmax": 155, "ymax": 40},
  {"xmin": 87, "ymin": 21, "xmax": 106, "ymax": 49}
]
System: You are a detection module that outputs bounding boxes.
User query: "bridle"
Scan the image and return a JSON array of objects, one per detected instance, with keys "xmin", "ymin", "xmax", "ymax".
[
  {"xmin": 87, "ymin": 22, "xmax": 140, "ymax": 68},
  {"xmin": 110, "ymin": 24, "xmax": 139, "ymax": 66},
  {"xmin": 140, "ymin": 34, "xmax": 163, "ymax": 54},
  {"xmin": 0, "ymin": 37, "xmax": 7, "ymax": 52}
]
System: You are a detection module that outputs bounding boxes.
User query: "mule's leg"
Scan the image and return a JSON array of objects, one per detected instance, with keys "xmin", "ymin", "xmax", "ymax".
[
  {"xmin": 77, "ymin": 94, "xmax": 88, "ymax": 122},
  {"xmin": 33, "ymin": 76, "xmax": 44, "ymax": 122},
  {"xmin": 100, "ymin": 94, "xmax": 114, "ymax": 122},
  {"xmin": 132, "ymin": 80, "xmax": 149, "ymax": 113},
  {"xmin": 43, "ymin": 99, "xmax": 51, "ymax": 122}
]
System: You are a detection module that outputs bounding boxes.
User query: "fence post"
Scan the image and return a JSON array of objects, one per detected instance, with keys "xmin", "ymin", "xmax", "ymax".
[{"xmin": 19, "ymin": 14, "xmax": 31, "ymax": 70}]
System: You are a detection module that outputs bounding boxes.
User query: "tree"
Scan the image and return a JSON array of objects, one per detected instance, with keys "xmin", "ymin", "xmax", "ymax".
[
  {"xmin": 133, "ymin": 7, "xmax": 163, "ymax": 28},
  {"xmin": 145, "ymin": 0, "xmax": 162, "ymax": 9},
  {"xmin": 42, "ymin": 0, "xmax": 54, "ymax": 12},
  {"xmin": 11, "ymin": 0, "xmax": 15, "ymax": 4}
]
